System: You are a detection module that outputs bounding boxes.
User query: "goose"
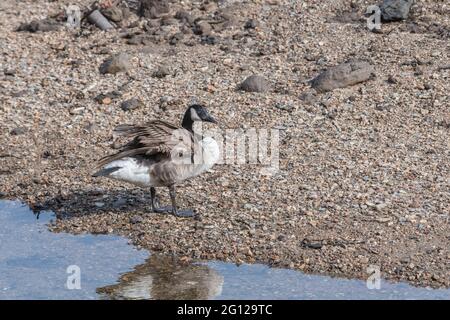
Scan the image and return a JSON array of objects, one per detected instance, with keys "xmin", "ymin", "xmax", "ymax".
[{"xmin": 93, "ymin": 104, "xmax": 220, "ymax": 217}]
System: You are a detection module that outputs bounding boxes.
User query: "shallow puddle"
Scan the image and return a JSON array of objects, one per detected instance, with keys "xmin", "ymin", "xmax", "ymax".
[{"xmin": 0, "ymin": 200, "xmax": 449, "ymax": 300}]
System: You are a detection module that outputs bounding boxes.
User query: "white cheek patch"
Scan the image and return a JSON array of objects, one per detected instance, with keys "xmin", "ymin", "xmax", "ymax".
[{"xmin": 190, "ymin": 108, "xmax": 201, "ymax": 121}]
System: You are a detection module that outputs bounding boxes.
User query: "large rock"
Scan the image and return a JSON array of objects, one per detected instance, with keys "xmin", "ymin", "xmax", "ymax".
[
  {"xmin": 380, "ymin": 0, "xmax": 415, "ymax": 21},
  {"xmin": 239, "ymin": 75, "xmax": 269, "ymax": 93},
  {"xmin": 311, "ymin": 61, "xmax": 375, "ymax": 92},
  {"xmin": 99, "ymin": 53, "xmax": 131, "ymax": 74}
]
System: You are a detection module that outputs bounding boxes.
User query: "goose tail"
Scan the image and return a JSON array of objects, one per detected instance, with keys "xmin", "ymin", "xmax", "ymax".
[{"xmin": 92, "ymin": 166, "xmax": 121, "ymax": 177}]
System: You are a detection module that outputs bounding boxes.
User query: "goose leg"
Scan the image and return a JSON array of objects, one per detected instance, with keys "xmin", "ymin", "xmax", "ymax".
[
  {"xmin": 151, "ymin": 187, "xmax": 172, "ymax": 213},
  {"xmin": 168, "ymin": 185, "xmax": 195, "ymax": 218}
]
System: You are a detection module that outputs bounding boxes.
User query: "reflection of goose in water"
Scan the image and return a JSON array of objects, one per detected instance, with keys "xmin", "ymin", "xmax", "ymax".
[{"xmin": 97, "ymin": 254, "xmax": 224, "ymax": 300}]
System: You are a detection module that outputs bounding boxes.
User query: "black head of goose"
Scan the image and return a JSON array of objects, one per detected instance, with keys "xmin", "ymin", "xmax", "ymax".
[{"xmin": 93, "ymin": 104, "xmax": 219, "ymax": 217}]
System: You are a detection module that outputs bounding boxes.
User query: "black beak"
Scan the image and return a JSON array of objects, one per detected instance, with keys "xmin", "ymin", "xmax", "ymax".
[{"xmin": 205, "ymin": 114, "xmax": 217, "ymax": 124}]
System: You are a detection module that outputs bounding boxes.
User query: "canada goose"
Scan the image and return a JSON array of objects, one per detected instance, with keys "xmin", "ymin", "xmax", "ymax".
[{"xmin": 93, "ymin": 104, "xmax": 220, "ymax": 217}]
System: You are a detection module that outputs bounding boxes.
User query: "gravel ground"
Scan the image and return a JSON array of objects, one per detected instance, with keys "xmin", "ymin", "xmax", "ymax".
[{"xmin": 0, "ymin": 0, "xmax": 449, "ymax": 288}]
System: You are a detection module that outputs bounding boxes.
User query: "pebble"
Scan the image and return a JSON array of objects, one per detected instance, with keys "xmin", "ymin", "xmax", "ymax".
[
  {"xmin": 193, "ymin": 21, "xmax": 212, "ymax": 36},
  {"xmin": 101, "ymin": 6, "xmax": 124, "ymax": 23},
  {"xmin": 94, "ymin": 202, "xmax": 105, "ymax": 208},
  {"xmin": 152, "ymin": 65, "xmax": 170, "ymax": 78},
  {"xmin": 130, "ymin": 215, "xmax": 143, "ymax": 224},
  {"xmin": 99, "ymin": 53, "xmax": 131, "ymax": 74},
  {"xmin": 10, "ymin": 127, "xmax": 27, "ymax": 135},
  {"xmin": 244, "ymin": 19, "xmax": 258, "ymax": 29},
  {"xmin": 121, "ymin": 97, "xmax": 142, "ymax": 111},
  {"xmin": 139, "ymin": 0, "xmax": 169, "ymax": 19},
  {"xmin": 239, "ymin": 75, "xmax": 269, "ymax": 93}
]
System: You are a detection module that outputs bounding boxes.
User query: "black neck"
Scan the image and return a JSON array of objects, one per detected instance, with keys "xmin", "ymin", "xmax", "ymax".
[{"xmin": 181, "ymin": 110, "xmax": 194, "ymax": 133}]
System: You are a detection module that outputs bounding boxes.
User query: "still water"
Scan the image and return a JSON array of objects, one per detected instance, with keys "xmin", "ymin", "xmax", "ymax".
[{"xmin": 0, "ymin": 200, "xmax": 449, "ymax": 300}]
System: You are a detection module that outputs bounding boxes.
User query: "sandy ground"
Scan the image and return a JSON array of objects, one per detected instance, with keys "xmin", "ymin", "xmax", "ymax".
[{"xmin": 0, "ymin": 0, "xmax": 449, "ymax": 288}]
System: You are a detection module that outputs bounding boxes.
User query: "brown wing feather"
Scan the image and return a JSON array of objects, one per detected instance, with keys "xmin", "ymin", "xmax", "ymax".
[{"xmin": 96, "ymin": 120, "xmax": 195, "ymax": 168}]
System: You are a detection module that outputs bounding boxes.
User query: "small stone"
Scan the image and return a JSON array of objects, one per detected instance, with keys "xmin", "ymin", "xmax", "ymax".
[
  {"xmin": 201, "ymin": 35, "xmax": 218, "ymax": 45},
  {"xmin": 275, "ymin": 102, "xmax": 293, "ymax": 111},
  {"xmin": 101, "ymin": 6, "xmax": 123, "ymax": 22},
  {"xmin": 121, "ymin": 97, "xmax": 142, "ymax": 111},
  {"xmin": 244, "ymin": 19, "xmax": 258, "ymax": 29},
  {"xmin": 175, "ymin": 10, "xmax": 194, "ymax": 24},
  {"xmin": 160, "ymin": 17, "xmax": 178, "ymax": 26},
  {"xmin": 239, "ymin": 75, "xmax": 269, "ymax": 93},
  {"xmin": 0, "ymin": 192, "xmax": 6, "ymax": 199},
  {"xmin": 301, "ymin": 239, "xmax": 323, "ymax": 249},
  {"xmin": 10, "ymin": 127, "xmax": 27, "ymax": 135},
  {"xmin": 375, "ymin": 203, "xmax": 387, "ymax": 211},
  {"xmin": 139, "ymin": 0, "xmax": 169, "ymax": 19},
  {"xmin": 170, "ymin": 32, "xmax": 184, "ymax": 45},
  {"xmin": 387, "ymin": 75, "xmax": 398, "ymax": 84},
  {"xmin": 130, "ymin": 215, "xmax": 143, "ymax": 224},
  {"xmin": 152, "ymin": 65, "xmax": 170, "ymax": 78},
  {"xmin": 12, "ymin": 90, "xmax": 27, "ymax": 97},
  {"xmin": 193, "ymin": 21, "xmax": 212, "ymax": 36},
  {"xmin": 99, "ymin": 53, "xmax": 131, "ymax": 74},
  {"xmin": 158, "ymin": 95, "xmax": 172, "ymax": 110},
  {"xmin": 4, "ymin": 69, "xmax": 15, "ymax": 76},
  {"xmin": 102, "ymin": 97, "xmax": 112, "ymax": 105},
  {"xmin": 94, "ymin": 202, "xmax": 105, "ymax": 208}
]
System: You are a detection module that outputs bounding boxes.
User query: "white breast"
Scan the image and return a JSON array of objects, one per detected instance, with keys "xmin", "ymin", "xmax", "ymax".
[
  {"xmin": 194, "ymin": 137, "xmax": 220, "ymax": 174},
  {"xmin": 104, "ymin": 157, "xmax": 153, "ymax": 187}
]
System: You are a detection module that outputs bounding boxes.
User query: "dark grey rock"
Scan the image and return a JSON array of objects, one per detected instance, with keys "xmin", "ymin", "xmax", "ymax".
[
  {"xmin": 170, "ymin": 32, "xmax": 184, "ymax": 45},
  {"xmin": 301, "ymin": 239, "xmax": 323, "ymax": 249},
  {"xmin": 12, "ymin": 90, "xmax": 27, "ymax": 97},
  {"xmin": 380, "ymin": 0, "xmax": 414, "ymax": 21},
  {"xmin": 239, "ymin": 75, "xmax": 269, "ymax": 93},
  {"xmin": 10, "ymin": 127, "xmax": 27, "ymax": 135},
  {"xmin": 175, "ymin": 10, "xmax": 195, "ymax": 24},
  {"xmin": 99, "ymin": 53, "xmax": 131, "ymax": 74},
  {"xmin": 138, "ymin": 0, "xmax": 169, "ymax": 19},
  {"xmin": 311, "ymin": 60, "xmax": 375, "ymax": 92},
  {"xmin": 121, "ymin": 97, "xmax": 142, "ymax": 111},
  {"xmin": 274, "ymin": 102, "xmax": 293, "ymax": 111},
  {"xmin": 201, "ymin": 35, "xmax": 218, "ymax": 45},
  {"xmin": 130, "ymin": 215, "xmax": 143, "ymax": 224},
  {"xmin": 152, "ymin": 65, "xmax": 170, "ymax": 78},
  {"xmin": 87, "ymin": 9, "xmax": 114, "ymax": 31},
  {"xmin": 101, "ymin": 6, "xmax": 124, "ymax": 23},
  {"xmin": 17, "ymin": 19, "xmax": 60, "ymax": 33},
  {"xmin": 160, "ymin": 17, "xmax": 178, "ymax": 26},
  {"xmin": 113, "ymin": 197, "xmax": 127, "ymax": 208},
  {"xmin": 193, "ymin": 21, "xmax": 212, "ymax": 36},
  {"xmin": 4, "ymin": 69, "xmax": 15, "ymax": 76},
  {"xmin": 244, "ymin": 19, "xmax": 258, "ymax": 29}
]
